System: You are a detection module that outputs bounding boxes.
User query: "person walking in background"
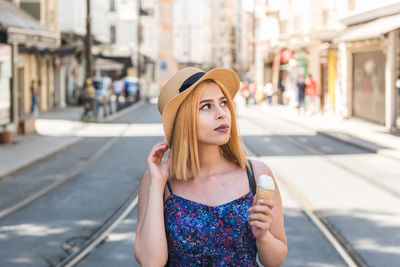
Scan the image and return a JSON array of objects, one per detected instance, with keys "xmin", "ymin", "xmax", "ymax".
[
  {"xmin": 249, "ymin": 81, "xmax": 257, "ymax": 105},
  {"xmin": 112, "ymin": 77, "xmax": 124, "ymax": 111},
  {"xmin": 30, "ymin": 80, "xmax": 39, "ymax": 115},
  {"xmin": 134, "ymin": 67, "xmax": 287, "ymax": 266},
  {"xmin": 277, "ymin": 77, "xmax": 285, "ymax": 105},
  {"xmin": 305, "ymin": 74, "xmax": 318, "ymax": 115},
  {"xmin": 82, "ymin": 78, "xmax": 96, "ymax": 118},
  {"xmin": 241, "ymin": 81, "xmax": 250, "ymax": 105},
  {"xmin": 263, "ymin": 82, "xmax": 274, "ymax": 105},
  {"xmin": 296, "ymin": 74, "xmax": 306, "ymax": 114}
]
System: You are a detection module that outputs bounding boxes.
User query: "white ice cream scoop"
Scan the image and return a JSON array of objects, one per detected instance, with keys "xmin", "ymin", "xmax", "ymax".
[{"xmin": 256, "ymin": 174, "xmax": 275, "ymax": 201}]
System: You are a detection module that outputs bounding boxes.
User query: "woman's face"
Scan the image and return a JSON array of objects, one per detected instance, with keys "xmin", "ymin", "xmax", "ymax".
[{"xmin": 197, "ymin": 82, "xmax": 231, "ymax": 146}]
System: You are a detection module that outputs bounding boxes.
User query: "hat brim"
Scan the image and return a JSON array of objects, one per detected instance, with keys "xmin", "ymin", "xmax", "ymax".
[{"xmin": 162, "ymin": 68, "xmax": 239, "ymax": 145}]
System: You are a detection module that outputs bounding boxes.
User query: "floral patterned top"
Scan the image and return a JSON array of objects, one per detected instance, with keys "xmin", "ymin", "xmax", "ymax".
[{"xmin": 164, "ymin": 177, "xmax": 258, "ymax": 266}]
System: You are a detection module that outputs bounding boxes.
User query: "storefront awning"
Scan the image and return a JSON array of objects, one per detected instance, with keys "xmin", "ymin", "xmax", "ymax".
[
  {"xmin": 334, "ymin": 13, "xmax": 400, "ymax": 43},
  {"xmin": 95, "ymin": 58, "xmax": 124, "ymax": 71},
  {"xmin": 0, "ymin": 0, "xmax": 59, "ymax": 48}
]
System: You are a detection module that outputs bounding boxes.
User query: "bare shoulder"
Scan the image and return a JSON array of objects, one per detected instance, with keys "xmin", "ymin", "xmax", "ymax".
[{"xmin": 249, "ymin": 159, "xmax": 274, "ymax": 184}]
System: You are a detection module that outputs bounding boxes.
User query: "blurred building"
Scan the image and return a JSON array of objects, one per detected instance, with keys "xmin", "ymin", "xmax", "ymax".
[
  {"xmin": 0, "ymin": 0, "xmax": 59, "ymax": 137},
  {"xmin": 209, "ymin": 0, "xmax": 236, "ymax": 69},
  {"xmin": 173, "ymin": 0, "xmax": 238, "ymax": 71},
  {"xmin": 59, "ymin": 0, "xmax": 137, "ymax": 78},
  {"xmin": 58, "ymin": 0, "xmax": 176, "ymax": 101},
  {"xmin": 151, "ymin": 0, "xmax": 177, "ymax": 98},
  {"xmin": 334, "ymin": 0, "xmax": 400, "ymax": 130},
  {"xmin": 264, "ymin": 0, "xmax": 400, "ymax": 130},
  {"xmin": 173, "ymin": 0, "xmax": 212, "ymax": 68},
  {"xmin": 265, "ymin": 0, "xmax": 342, "ymax": 107},
  {"xmin": 139, "ymin": 0, "xmax": 177, "ymax": 99}
]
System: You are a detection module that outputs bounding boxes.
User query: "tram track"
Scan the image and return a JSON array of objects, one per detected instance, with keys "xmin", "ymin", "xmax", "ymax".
[
  {"xmin": 245, "ymin": 144, "xmax": 362, "ymax": 267},
  {"xmin": 56, "ymin": 189, "xmax": 139, "ymax": 267},
  {"xmin": 0, "ymin": 102, "xmax": 144, "ymax": 221},
  {"xmin": 243, "ymin": 114, "xmax": 400, "ymax": 200},
  {"xmin": 239, "ymin": 113, "xmax": 387, "ymax": 267}
]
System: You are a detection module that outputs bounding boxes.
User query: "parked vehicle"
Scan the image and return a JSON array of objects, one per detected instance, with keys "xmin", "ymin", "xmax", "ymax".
[{"xmin": 93, "ymin": 76, "xmax": 113, "ymax": 117}]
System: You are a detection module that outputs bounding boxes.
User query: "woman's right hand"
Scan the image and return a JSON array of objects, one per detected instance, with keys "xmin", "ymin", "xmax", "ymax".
[{"xmin": 147, "ymin": 141, "xmax": 171, "ymax": 186}]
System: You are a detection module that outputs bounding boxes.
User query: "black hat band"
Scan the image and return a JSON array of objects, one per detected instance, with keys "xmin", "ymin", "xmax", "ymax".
[{"xmin": 179, "ymin": 72, "xmax": 206, "ymax": 93}]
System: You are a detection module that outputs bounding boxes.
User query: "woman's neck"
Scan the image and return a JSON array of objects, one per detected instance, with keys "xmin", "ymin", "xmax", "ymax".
[{"xmin": 197, "ymin": 144, "xmax": 227, "ymax": 178}]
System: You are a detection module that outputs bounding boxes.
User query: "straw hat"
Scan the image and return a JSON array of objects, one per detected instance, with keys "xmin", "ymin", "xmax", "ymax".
[{"xmin": 158, "ymin": 67, "xmax": 240, "ymax": 145}]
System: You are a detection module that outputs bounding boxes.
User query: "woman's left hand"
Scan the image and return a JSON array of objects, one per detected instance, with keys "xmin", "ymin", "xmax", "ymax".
[{"xmin": 248, "ymin": 198, "xmax": 275, "ymax": 240}]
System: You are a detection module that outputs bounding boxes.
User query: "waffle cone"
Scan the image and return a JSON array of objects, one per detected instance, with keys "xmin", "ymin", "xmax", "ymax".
[{"xmin": 256, "ymin": 188, "xmax": 274, "ymax": 202}]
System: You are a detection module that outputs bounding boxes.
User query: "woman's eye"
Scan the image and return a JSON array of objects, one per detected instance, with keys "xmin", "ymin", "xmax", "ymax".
[
  {"xmin": 200, "ymin": 104, "xmax": 211, "ymax": 110},
  {"xmin": 221, "ymin": 100, "xmax": 228, "ymax": 106}
]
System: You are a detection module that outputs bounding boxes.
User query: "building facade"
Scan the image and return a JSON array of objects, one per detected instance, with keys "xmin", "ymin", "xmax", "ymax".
[
  {"xmin": 265, "ymin": 0, "xmax": 343, "ymax": 107},
  {"xmin": 0, "ymin": 0, "xmax": 59, "ymax": 138},
  {"xmin": 334, "ymin": 0, "xmax": 400, "ymax": 130}
]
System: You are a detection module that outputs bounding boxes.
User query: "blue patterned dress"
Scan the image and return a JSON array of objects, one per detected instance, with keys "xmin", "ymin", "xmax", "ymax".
[{"xmin": 164, "ymin": 179, "xmax": 258, "ymax": 266}]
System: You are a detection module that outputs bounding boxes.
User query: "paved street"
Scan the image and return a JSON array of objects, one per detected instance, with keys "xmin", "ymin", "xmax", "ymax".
[
  {"xmin": 0, "ymin": 102, "xmax": 399, "ymax": 266},
  {"xmin": 0, "ymin": 103, "xmax": 163, "ymax": 266}
]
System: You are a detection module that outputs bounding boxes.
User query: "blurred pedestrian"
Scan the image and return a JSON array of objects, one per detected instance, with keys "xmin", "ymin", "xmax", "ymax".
[
  {"xmin": 305, "ymin": 74, "xmax": 318, "ymax": 115},
  {"xmin": 296, "ymin": 74, "xmax": 306, "ymax": 113},
  {"xmin": 249, "ymin": 81, "xmax": 257, "ymax": 104},
  {"xmin": 30, "ymin": 80, "xmax": 38, "ymax": 115},
  {"xmin": 112, "ymin": 77, "xmax": 124, "ymax": 111},
  {"xmin": 241, "ymin": 82, "xmax": 250, "ymax": 105},
  {"xmin": 82, "ymin": 78, "xmax": 95, "ymax": 118},
  {"xmin": 263, "ymin": 82, "xmax": 274, "ymax": 105},
  {"xmin": 277, "ymin": 77, "xmax": 285, "ymax": 105},
  {"xmin": 134, "ymin": 67, "xmax": 287, "ymax": 266}
]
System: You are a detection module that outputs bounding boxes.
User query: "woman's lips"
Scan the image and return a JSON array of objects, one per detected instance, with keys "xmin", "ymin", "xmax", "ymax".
[{"xmin": 215, "ymin": 124, "xmax": 230, "ymax": 132}]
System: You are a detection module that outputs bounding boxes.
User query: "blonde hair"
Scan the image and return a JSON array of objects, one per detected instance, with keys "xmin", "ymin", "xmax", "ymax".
[{"xmin": 170, "ymin": 80, "xmax": 248, "ymax": 180}]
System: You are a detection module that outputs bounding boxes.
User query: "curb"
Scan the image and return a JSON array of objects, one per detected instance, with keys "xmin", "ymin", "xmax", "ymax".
[{"xmin": 0, "ymin": 101, "xmax": 145, "ymax": 181}]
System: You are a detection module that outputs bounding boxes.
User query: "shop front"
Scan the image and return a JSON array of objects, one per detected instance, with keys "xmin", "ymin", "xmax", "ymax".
[{"xmin": 352, "ymin": 50, "xmax": 386, "ymax": 124}]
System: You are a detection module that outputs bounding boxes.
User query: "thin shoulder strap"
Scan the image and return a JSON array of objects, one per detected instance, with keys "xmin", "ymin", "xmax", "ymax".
[
  {"xmin": 166, "ymin": 180, "xmax": 173, "ymax": 194},
  {"xmin": 246, "ymin": 160, "xmax": 256, "ymax": 195}
]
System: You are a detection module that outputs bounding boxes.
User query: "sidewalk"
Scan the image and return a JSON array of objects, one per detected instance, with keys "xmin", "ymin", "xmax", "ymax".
[
  {"xmin": 246, "ymin": 103, "xmax": 400, "ymax": 162},
  {"xmin": 0, "ymin": 102, "xmax": 144, "ymax": 180}
]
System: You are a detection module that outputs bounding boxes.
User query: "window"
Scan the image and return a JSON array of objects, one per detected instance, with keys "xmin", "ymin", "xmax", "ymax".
[
  {"xmin": 110, "ymin": 0, "xmax": 115, "ymax": 11},
  {"xmin": 110, "ymin": 25, "xmax": 116, "ymax": 44}
]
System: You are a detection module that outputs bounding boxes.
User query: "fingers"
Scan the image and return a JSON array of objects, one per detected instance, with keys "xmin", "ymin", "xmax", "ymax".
[
  {"xmin": 248, "ymin": 199, "xmax": 274, "ymax": 227},
  {"xmin": 249, "ymin": 220, "xmax": 272, "ymax": 231},
  {"xmin": 147, "ymin": 142, "xmax": 169, "ymax": 165},
  {"xmin": 249, "ymin": 205, "xmax": 273, "ymax": 216},
  {"xmin": 254, "ymin": 198, "xmax": 275, "ymax": 209},
  {"xmin": 248, "ymin": 212, "xmax": 270, "ymax": 222}
]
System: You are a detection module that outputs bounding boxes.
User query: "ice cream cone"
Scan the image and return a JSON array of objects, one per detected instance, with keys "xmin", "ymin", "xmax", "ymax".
[
  {"xmin": 256, "ymin": 188, "xmax": 274, "ymax": 200},
  {"xmin": 256, "ymin": 174, "xmax": 275, "ymax": 203}
]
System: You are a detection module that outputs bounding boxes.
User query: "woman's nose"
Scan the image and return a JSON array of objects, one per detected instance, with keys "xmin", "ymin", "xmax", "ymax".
[{"xmin": 216, "ymin": 106, "xmax": 227, "ymax": 119}]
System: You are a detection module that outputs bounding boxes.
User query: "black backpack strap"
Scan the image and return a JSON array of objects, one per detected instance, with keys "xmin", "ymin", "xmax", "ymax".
[{"xmin": 246, "ymin": 160, "xmax": 256, "ymax": 195}]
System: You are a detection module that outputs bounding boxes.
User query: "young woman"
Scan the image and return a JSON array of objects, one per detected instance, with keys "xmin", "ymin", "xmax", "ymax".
[{"xmin": 134, "ymin": 68, "xmax": 287, "ymax": 266}]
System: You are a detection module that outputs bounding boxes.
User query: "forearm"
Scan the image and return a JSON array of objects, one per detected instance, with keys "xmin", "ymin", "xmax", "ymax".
[
  {"xmin": 135, "ymin": 182, "xmax": 168, "ymax": 265},
  {"xmin": 256, "ymin": 231, "xmax": 287, "ymax": 267}
]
